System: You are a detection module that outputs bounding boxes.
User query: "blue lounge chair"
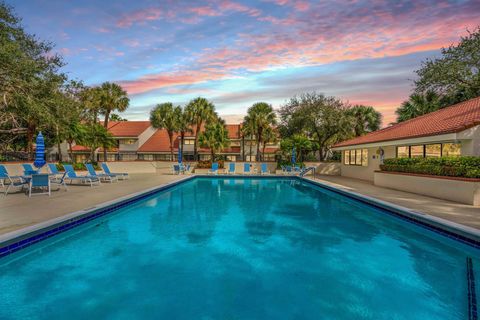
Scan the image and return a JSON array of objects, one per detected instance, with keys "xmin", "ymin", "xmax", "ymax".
[
  {"xmin": 184, "ymin": 164, "xmax": 191, "ymax": 174},
  {"xmin": 208, "ymin": 162, "xmax": 219, "ymax": 175},
  {"xmin": 101, "ymin": 163, "xmax": 129, "ymax": 180},
  {"xmin": 228, "ymin": 163, "xmax": 236, "ymax": 174},
  {"xmin": 285, "ymin": 166, "xmax": 293, "ymax": 175},
  {"xmin": 22, "ymin": 163, "xmax": 38, "ymax": 176},
  {"xmin": 0, "ymin": 165, "xmax": 28, "ymax": 195},
  {"xmin": 47, "ymin": 163, "xmax": 68, "ymax": 190},
  {"xmin": 243, "ymin": 163, "xmax": 252, "ymax": 175},
  {"xmin": 260, "ymin": 163, "xmax": 269, "ymax": 175},
  {"xmin": 28, "ymin": 174, "xmax": 50, "ymax": 197},
  {"xmin": 173, "ymin": 164, "xmax": 181, "ymax": 175},
  {"xmin": 63, "ymin": 164, "xmax": 100, "ymax": 187},
  {"xmin": 86, "ymin": 163, "xmax": 116, "ymax": 183}
]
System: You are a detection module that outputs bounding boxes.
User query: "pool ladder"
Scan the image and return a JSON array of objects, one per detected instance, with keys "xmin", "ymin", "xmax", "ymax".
[
  {"xmin": 299, "ymin": 166, "xmax": 316, "ymax": 178},
  {"xmin": 467, "ymin": 257, "xmax": 478, "ymax": 320}
]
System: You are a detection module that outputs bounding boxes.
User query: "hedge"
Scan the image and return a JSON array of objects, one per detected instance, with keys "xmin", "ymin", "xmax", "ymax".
[
  {"xmin": 56, "ymin": 162, "xmax": 100, "ymax": 171},
  {"xmin": 379, "ymin": 156, "xmax": 480, "ymax": 179}
]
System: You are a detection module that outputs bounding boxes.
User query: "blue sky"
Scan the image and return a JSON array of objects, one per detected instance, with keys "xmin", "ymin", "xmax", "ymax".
[{"xmin": 8, "ymin": 0, "xmax": 480, "ymax": 124}]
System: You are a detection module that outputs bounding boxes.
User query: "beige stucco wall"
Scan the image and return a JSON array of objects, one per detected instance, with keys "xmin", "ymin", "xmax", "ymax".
[
  {"xmin": 339, "ymin": 146, "xmax": 395, "ymax": 181},
  {"xmin": 458, "ymin": 125, "xmax": 480, "ymax": 156},
  {"xmin": 374, "ymin": 172, "xmax": 480, "ymax": 206},
  {"xmin": 303, "ymin": 162, "xmax": 341, "ymax": 176}
]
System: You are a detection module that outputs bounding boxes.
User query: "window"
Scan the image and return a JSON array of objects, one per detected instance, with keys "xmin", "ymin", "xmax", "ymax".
[
  {"xmin": 226, "ymin": 155, "xmax": 237, "ymax": 162},
  {"xmin": 396, "ymin": 142, "xmax": 461, "ymax": 158},
  {"xmin": 120, "ymin": 139, "xmax": 136, "ymax": 145},
  {"xmin": 425, "ymin": 144, "xmax": 441, "ymax": 158},
  {"xmin": 442, "ymin": 143, "xmax": 461, "ymax": 157},
  {"xmin": 396, "ymin": 146, "xmax": 409, "ymax": 158},
  {"xmin": 184, "ymin": 139, "xmax": 194, "ymax": 145},
  {"xmin": 246, "ymin": 155, "xmax": 256, "ymax": 162},
  {"xmin": 343, "ymin": 149, "xmax": 368, "ymax": 166},
  {"xmin": 119, "ymin": 153, "xmax": 137, "ymax": 161}
]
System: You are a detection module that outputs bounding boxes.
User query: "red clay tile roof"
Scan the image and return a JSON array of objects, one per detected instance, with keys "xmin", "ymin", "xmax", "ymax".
[
  {"xmin": 137, "ymin": 129, "xmax": 179, "ymax": 153},
  {"xmin": 334, "ymin": 97, "xmax": 480, "ymax": 148},
  {"xmin": 107, "ymin": 121, "xmax": 151, "ymax": 137}
]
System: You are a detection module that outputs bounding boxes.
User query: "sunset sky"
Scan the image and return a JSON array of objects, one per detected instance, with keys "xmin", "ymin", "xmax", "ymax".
[{"xmin": 9, "ymin": 0, "xmax": 480, "ymax": 124}]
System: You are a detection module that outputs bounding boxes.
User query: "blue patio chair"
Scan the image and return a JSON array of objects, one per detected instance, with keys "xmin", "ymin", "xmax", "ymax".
[
  {"xmin": 260, "ymin": 163, "xmax": 269, "ymax": 175},
  {"xmin": 86, "ymin": 163, "xmax": 116, "ymax": 183},
  {"xmin": 285, "ymin": 166, "xmax": 293, "ymax": 175},
  {"xmin": 28, "ymin": 174, "xmax": 50, "ymax": 197},
  {"xmin": 0, "ymin": 165, "xmax": 28, "ymax": 195},
  {"xmin": 208, "ymin": 162, "xmax": 219, "ymax": 175},
  {"xmin": 22, "ymin": 163, "xmax": 38, "ymax": 176},
  {"xmin": 63, "ymin": 164, "xmax": 100, "ymax": 187},
  {"xmin": 184, "ymin": 164, "xmax": 191, "ymax": 174},
  {"xmin": 101, "ymin": 163, "xmax": 129, "ymax": 180},
  {"xmin": 281, "ymin": 165, "xmax": 286, "ymax": 175},
  {"xmin": 173, "ymin": 164, "xmax": 181, "ymax": 175},
  {"xmin": 228, "ymin": 163, "xmax": 236, "ymax": 174},
  {"xmin": 47, "ymin": 163, "xmax": 67, "ymax": 190},
  {"xmin": 243, "ymin": 163, "xmax": 251, "ymax": 175}
]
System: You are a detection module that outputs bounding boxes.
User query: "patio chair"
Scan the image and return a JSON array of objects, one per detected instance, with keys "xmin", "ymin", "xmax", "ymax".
[
  {"xmin": 28, "ymin": 174, "xmax": 51, "ymax": 197},
  {"xmin": 50, "ymin": 171, "xmax": 68, "ymax": 191},
  {"xmin": 173, "ymin": 164, "xmax": 181, "ymax": 175},
  {"xmin": 101, "ymin": 163, "xmax": 129, "ymax": 180},
  {"xmin": 281, "ymin": 165, "xmax": 286, "ymax": 175},
  {"xmin": 0, "ymin": 165, "xmax": 28, "ymax": 195},
  {"xmin": 22, "ymin": 163, "xmax": 39, "ymax": 176},
  {"xmin": 260, "ymin": 163, "xmax": 269, "ymax": 175},
  {"xmin": 285, "ymin": 166, "xmax": 293, "ymax": 175},
  {"xmin": 243, "ymin": 163, "xmax": 252, "ymax": 175},
  {"xmin": 208, "ymin": 162, "xmax": 219, "ymax": 175},
  {"xmin": 184, "ymin": 164, "xmax": 191, "ymax": 174},
  {"xmin": 86, "ymin": 163, "xmax": 117, "ymax": 183},
  {"xmin": 228, "ymin": 163, "xmax": 236, "ymax": 174},
  {"xmin": 63, "ymin": 164, "xmax": 101, "ymax": 187}
]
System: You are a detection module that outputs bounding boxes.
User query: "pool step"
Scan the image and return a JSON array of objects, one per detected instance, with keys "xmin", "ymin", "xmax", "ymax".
[{"xmin": 467, "ymin": 257, "xmax": 478, "ymax": 320}]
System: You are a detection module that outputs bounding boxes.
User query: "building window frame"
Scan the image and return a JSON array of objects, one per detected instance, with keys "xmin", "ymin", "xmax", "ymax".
[
  {"xmin": 343, "ymin": 149, "xmax": 368, "ymax": 166},
  {"xmin": 396, "ymin": 142, "xmax": 461, "ymax": 158}
]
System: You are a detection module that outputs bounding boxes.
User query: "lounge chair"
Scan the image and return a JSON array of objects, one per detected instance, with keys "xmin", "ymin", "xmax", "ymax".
[
  {"xmin": 0, "ymin": 165, "xmax": 28, "ymax": 195},
  {"xmin": 243, "ymin": 163, "xmax": 252, "ymax": 175},
  {"xmin": 260, "ymin": 163, "xmax": 269, "ymax": 175},
  {"xmin": 28, "ymin": 174, "xmax": 51, "ymax": 197},
  {"xmin": 63, "ymin": 164, "xmax": 101, "ymax": 187},
  {"xmin": 22, "ymin": 163, "xmax": 39, "ymax": 176},
  {"xmin": 173, "ymin": 164, "xmax": 181, "ymax": 175},
  {"xmin": 281, "ymin": 165, "xmax": 286, "ymax": 175},
  {"xmin": 101, "ymin": 163, "xmax": 129, "ymax": 180},
  {"xmin": 86, "ymin": 163, "xmax": 117, "ymax": 183},
  {"xmin": 208, "ymin": 162, "xmax": 219, "ymax": 175},
  {"xmin": 285, "ymin": 166, "xmax": 293, "ymax": 175},
  {"xmin": 184, "ymin": 164, "xmax": 191, "ymax": 174},
  {"xmin": 228, "ymin": 163, "xmax": 236, "ymax": 174}
]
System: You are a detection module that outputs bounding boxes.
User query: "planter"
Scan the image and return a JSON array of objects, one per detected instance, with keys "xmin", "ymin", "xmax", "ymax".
[{"xmin": 374, "ymin": 171, "xmax": 480, "ymax": 206}]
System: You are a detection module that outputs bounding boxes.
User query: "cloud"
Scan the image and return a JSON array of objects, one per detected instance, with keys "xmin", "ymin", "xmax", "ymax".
[{"xmin": 116, "ymin": 8, "xmax": 165, "ymax": 27}]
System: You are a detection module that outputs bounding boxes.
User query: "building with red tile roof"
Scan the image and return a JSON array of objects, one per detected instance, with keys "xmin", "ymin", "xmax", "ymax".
[{"xmin": 332, "ymin": 97, "xmax": 480, "ymax": 181}]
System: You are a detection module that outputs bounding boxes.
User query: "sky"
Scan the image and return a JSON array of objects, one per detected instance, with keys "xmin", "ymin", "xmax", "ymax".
[{"xmin": 8, "ymin": 0, "xmax": 480, "ymax": 125}]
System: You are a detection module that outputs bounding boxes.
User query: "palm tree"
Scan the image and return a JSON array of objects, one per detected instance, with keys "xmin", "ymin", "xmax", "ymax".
[
  {"xmin": 83, "ymin": 123, "xmax": 115, "ymax": 162},
  {"xmin": 185, "ymin": 97, "xmax": 216, "ymax": 161},
  {"xmin": 262, "ymin": 126, "xmax": 278, "ymax": 157},
  {"xmin": 150, "ymin": 103, "xmax": 178, "ymax": 161},
  {"xmin": 174, "ymin": 106, "xmax": 192, "ymax": 163},
  {"xmin": 98, "ymin": 82, "xmax": 130, "ymax": 161},
  {"xmin": 241, "ymin": 116, "xmax": 255, "ymax": 161},
  {"xmin": 280, "ymin": 134, "xmax": 312, "ymax": 162},
  {"xmin": 245, "ymin": 102, "xmax": 277, "ymax": 161},
  {"xmin": 346, "ymin": 105, "xmax": 382, "ymax": 136},
  {"xmin": 395, "ymin": 91, "xmax": 440, "ymax": 123},
  {"xmin": 198, "ymin": 120, "xmax": 230, "ymax": 161},
  {"xmin": 64, "ymin": 122, "xmax": 87, "ymax": 163}
]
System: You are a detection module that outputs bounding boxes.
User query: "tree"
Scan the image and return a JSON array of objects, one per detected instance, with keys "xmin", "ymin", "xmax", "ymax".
[
  {"xmin": 415, "ymin": 27, "xmax": 480, "ymax": 107},
  {"xmin": 198, "ymin": 120, "xmax": 230, "ymax": 161},
  {"xmin": 150, "ymin": 103, "xmax": 178, "ymax": 161},
  {"xmin": 395, "ymin": 91, "xmax": 440, "ymax": 122},
  {"xmin": 241, "ymin": 116, "xmax": 256, "ymax": 161},
  {"xmin": 262, "ymin": 126, "xmax": 278, "ymax": 158},
  {"xmin": 174, "ymin": 106, "xmax": 192, "ymax": 163},
  {"xmin": 98, "ymin": 82, "xmax": 129, "ymax": 161},
  {"xmin": 64, "ymin": 122, "xmax": 87, "ymax": 163},
  {"xmin": 82, "ymin": 123, "xmax": 115, "ymax": 162},
  {"xmin": 110, "ymin": 113, "xmax": 128, "ymax": 121},
  {"xmin": 346, "ymin": 105, "xmax": 382, "ymax": 136},
  {"xmin": 185, "ymin": 97, "xmax": 216, "ymax": 161},
  {"xmin": 244, "ymin": 102, "xmax": 277, "ymax": 161},
  {"xmin": 278, "ymin": 92, "xmax": 351, "ymax": 161},
  {"xmin": 280, "ymin": 134, "xmax": 312, "ymax": 162}
]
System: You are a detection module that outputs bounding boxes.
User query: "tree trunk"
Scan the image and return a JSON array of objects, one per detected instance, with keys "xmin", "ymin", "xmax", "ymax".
[
  {"xmin": 249, "ymin": 138, "xmax": 252, "ymax": 162},
  {"xmin": 194, "ymin": 123, "xmax": 201, "ymax": 161},
  {"xmin": 26, "ymin": 122, "xmax": 35, "ymax": 161},
  {"xmin": 56, "ymin": 124, "xmax": 62, "ymax": 162},
  {"xmin": 103, "ymin": 113, "xmax": 110, "ymax": 162},
  {"xmin": 180, "ymin": 132, "xmax": 185, "ymax": 162},
  {"xmin": 256, "ymin": 128, "xmax": 263, "ymax": 162},
  {"xmin": 262, "ymin": 142, "xmax": 266, "ymax": 160},
  {"xmin": 168, "ymin": 132, "xmax": 174, "ymax": 161},
  {"xmin": 241, "ymin": 136, "xmax": 245, "ymax": 161},
  {"xmin": 68, "ymin": 141, "xmax": 74, "ymax": 163}
]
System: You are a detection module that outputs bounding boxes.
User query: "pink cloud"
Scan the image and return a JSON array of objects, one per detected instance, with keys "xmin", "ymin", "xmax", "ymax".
[
  {"xmin": 189, "ymin": 6, "xmax": 221, "ymax": 17},
  {"xmin": 116, "ymin": 8, "xmax": 164, "ymax": 28}
]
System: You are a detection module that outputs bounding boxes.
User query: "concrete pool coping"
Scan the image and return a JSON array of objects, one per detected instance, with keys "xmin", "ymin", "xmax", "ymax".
[{"xmin": 1, "ymin": 174, "xmax": 479, "ymax": 257}]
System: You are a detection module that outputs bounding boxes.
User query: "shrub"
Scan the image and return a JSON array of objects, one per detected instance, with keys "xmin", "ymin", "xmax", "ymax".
[
  {"xmin": 196, "ymin": 160, "xmax": 224, "ymax": 169},
  {"xmin": 380, "ymin": 156, "xmax": 480, "ymax": 178},
  {"xmin": 57, "ymin": 162, "xmax": 100, "ymax": 171}
]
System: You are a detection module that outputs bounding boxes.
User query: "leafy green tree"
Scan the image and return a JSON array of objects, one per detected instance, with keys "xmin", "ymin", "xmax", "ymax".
[
  {"xmin": 415, "ymin": 27, "xmax": 480, "ymax": 107},
  {"xmin": 82, "ymin": 123, "xmax": 115, "ymax": 162},
  {"xmin": 198, "ymin": 120, "xmax": 230, "ymax": 161},
  {"xmin": 185, "ymin": 97, "xmax": 216, "ymax": 160},
  {"xmin": 64, "ymin": 122, "xmax": 87, "ymax": 163},
  {"xmin": 346, "ymin": 105, "xmax": 382, "ymax": 136},
  {"xmin": 278, "ymin": 92, "xmax": 351, "ymax": 160},
  {"xmin": 241, "ymin": 115, "xmax": 256, "ymax": 161},
  {"xmin": 395, "ymin": 91, "xmax": 440, "ymax": 122},
  {"xmin": 110, "ymin": 113, "xmax": 128, "ymax": 121},
  {"xmin": 244, "ymin": 102, "xmax": 277, "ymax": 161},
  {"xmin": 280, "ymin": 134, "xmax": 312, "ymax": 162},
  {"xmin": 174, "ymin": 106, "xmax": 192, "ymax": 163},
  {"xmin": 262, "ymin": 126, "xmax": 278, "ymax": 157},
  {"xmin": 150, "ymin": 102, "xmax": 178, "ymax": 161},
  {"xmin": 98, "ymin": 82, "xmax": 129, "ymax": 161}
]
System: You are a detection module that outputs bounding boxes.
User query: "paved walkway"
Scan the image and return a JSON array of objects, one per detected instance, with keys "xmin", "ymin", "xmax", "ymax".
[
  {"xmin": 0, "ymin": 173, "xmax": 478, "ymax": 237},
  {"xmin": 309, "ymin": 175, "xmax": 480, "ymax": 230},
  {"xmin": 0, "ymin": 173, "xmax": 184, "ymax": 235}
]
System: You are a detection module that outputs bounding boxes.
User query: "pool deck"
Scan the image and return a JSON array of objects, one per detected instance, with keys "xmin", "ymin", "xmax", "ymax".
[{"xmin": 0, "ymin": 173, "xmax": 479, "ymax": 236}]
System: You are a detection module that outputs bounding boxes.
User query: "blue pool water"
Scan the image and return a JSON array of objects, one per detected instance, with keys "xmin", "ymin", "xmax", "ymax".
[{"xmin": 0, "ymin": 177, "xmax": 478, "ymax": 319}]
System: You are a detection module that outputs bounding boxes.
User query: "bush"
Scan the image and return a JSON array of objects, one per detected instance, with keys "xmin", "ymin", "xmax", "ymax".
[
  {"xmin": 380, "ymin": 156, "xmax": 480, "ymax": 178},
  {"xmin": 57, "ymin": 162, "xmax": 100, "ymax": 171},
  {"xmin": 276, "ymin": 160, "xmax": 305, "ymax": 169},
  {"xmin": 196, "ymin": 160, "xmax": 224, "ymax": 169}
]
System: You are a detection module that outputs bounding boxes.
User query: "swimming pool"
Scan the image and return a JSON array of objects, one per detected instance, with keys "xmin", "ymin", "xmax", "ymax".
[{"xmin": 0, "ymin": 177, "xmax": 478, "ymax": 319}]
